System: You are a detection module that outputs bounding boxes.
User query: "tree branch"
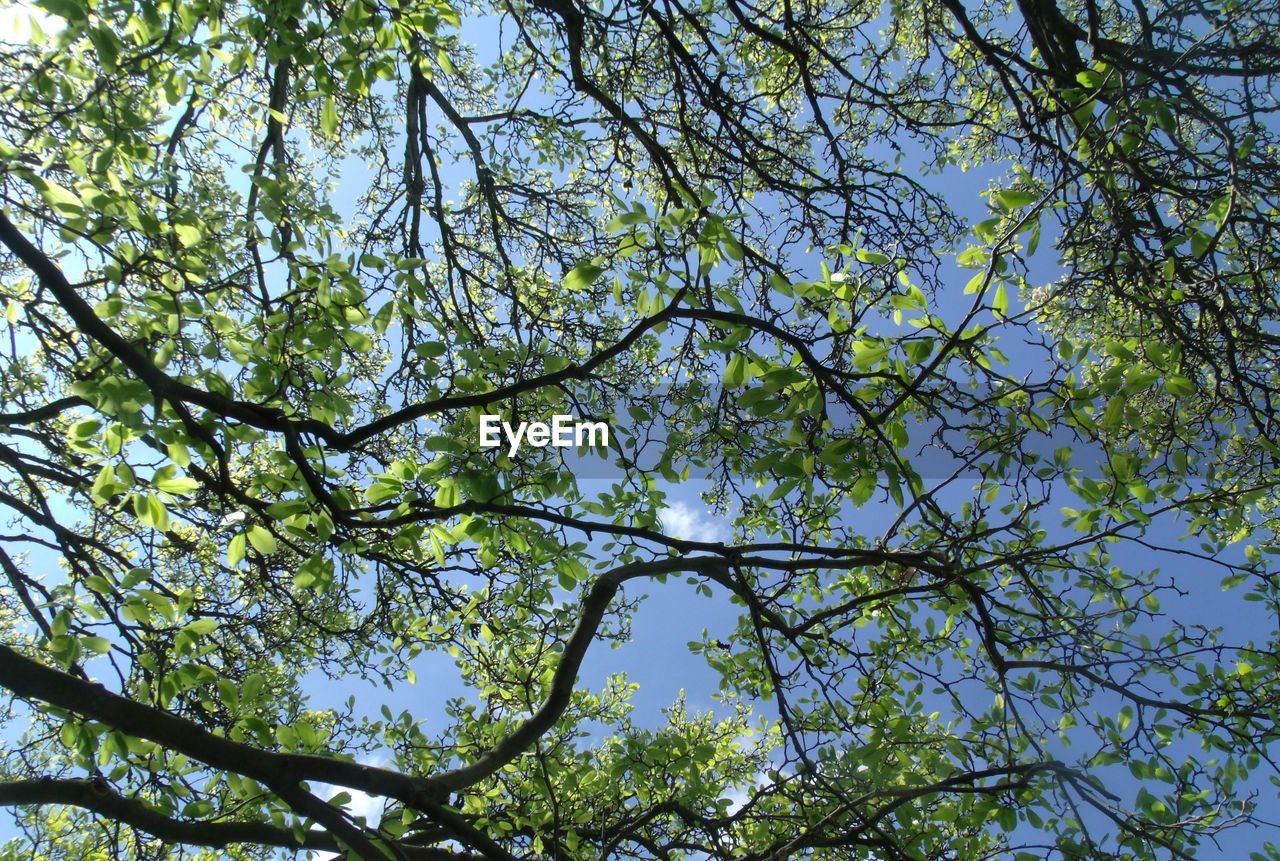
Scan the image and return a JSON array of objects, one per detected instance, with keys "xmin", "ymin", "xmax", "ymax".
[
  {"xmin": 0, "ymin": 777, "xmax": 338, "ymax": 852},
  {"xmin": 436, "ymin": 555, "xmax": 731, "ymax": 791},
  {"xmin": 0, "ymin": 642, "xmax": 449, "ymax": 811}
]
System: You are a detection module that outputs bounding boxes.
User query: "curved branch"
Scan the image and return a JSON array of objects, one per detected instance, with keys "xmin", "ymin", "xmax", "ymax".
[
  {"xmin": 0, "ymin": 642, "xmax": 449, "ymax": 811},
  {"xmin": 435, "ymin": 555, "xmax": 730, "ymax": 791},
  {"xmin": 0, "ymin": 777, "xmax": 338, "ymax": 852},
  {"xmin": 0, "ymin": 396, "xmax": 90, "ymax": 425},
  {"xmin": 0, "ymin": 210, "xmax": 333, "ymax": 441},
  {"xmin": 0, "ymin": 778, "xmax": 487, "ymax": 860}
]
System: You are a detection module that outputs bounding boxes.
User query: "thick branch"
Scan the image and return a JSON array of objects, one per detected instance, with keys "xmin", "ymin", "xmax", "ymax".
[
  {"xmin": 0, "ymin": 210, "xmax": 334, "ymax": 441},
  {"xmin": 0, "ymin": 642, "xmax": 449, "ymax": 810},
  {"xmin": 0, "ymin": 777, "xmax": 338, "ymax": 852},
  {"xmin": 0, "ymin": 778, "xmax": 485, "ymax": 860}
]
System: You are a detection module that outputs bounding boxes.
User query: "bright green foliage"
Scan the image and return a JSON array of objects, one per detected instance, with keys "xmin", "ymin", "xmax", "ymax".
[{"xmin": 1, "ymin": 0, "xmax": 1279, "ymax": 858}]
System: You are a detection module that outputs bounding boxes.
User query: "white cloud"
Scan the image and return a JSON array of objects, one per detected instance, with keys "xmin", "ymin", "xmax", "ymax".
[
  {"xmin": 660, "ymin": 500, "xmax": 727, "ymax": 543},
  {"xmin": 217, "ymin": 511, "xmax": 247, "ymax": 528},
  {"xmin": 311, "ymin": 757, "xmax": 389, "ymax": 859},
  {"xmin": 335, "ymin": 784, "xmax": 385, "ymax": 824}
]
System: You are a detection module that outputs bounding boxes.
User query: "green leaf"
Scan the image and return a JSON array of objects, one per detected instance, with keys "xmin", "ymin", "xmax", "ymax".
[
  {"xmin": 167, "ymin": 442, "xmax": 191, "ymax": 467},
  {"xmin": 993, "ymin": 283, "xmax": 1008, "ymax": 317},
  {"xmin": 174, "ymin": 224, "xmax": 201, "ymax": 247},
  {"xmin": 247, "ymin": 526, "xmax": 278, "ymax": 555},
  {"xmin": 724, "ymin": 354, "xmax": 748, "ymax": 389},
  {"xmin": 996, "ymin": 190, "xmax": 1038, "ymax": 209},
  {"xmin": 556, "ymin": 557, "xmax": 588, "ymax": 590},
  {"xmin": 182, "ymin": 618, "xmax": 217, "ymax": 637},
  {"xmin": 1165, "ymin": 374, "xmax": 1194, "ymax": 397},
  {"xmin": 70, "ymin": 419, "xmax": 101, "ymax": 439},
  {"xmin": 366, "ymin": 479, "xmax": 402, "ymax": 503},
  {"xmin": 84, "ymin": 575, "xmax": 113, "ymax": 594},
  {"xmin": 134, "ymin": 493, "xmax": 170, "ymax": 531},
  {"xmin": 436, "ymin": 48, "xmax": 458, "ymax": 76},
  {"xmin": 154, "ymin": 475, "xmax": 199, "ymax": 495},
  {"xmin": 852, "ymin": 341, "xmax": 890, "ymax": 370},
  {"xmin": 434, "ymin": 482, "xmax": 460, "ymax": 508},
  {"xmin": 607, "ymin": 208, "xmax": 650, "ymax": 232},
  {"xmin": 81, "ymin": 636, "xmax": 111, "ymax": 654},
  {"xmin": 227, "ymin": 533, "xmax": 246, "ymax": 567},
  {"xmin": 1101, "ymin": 394, "xmax": 1126, "ymax": 430},
  {"xmin": 30, "ymin": 175, "xmax": 83, "ymax": 216},
  {"xmin": 564, "ymin": 262, "xmax": 604, "ymax": 292},
  {"xmin": 320, "ymin": 97, "xmax": 339, "ymax": 137}
]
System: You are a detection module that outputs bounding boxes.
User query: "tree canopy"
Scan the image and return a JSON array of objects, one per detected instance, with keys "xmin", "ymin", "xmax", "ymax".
[{"xmin": 2, "ymin": 0, "xmax": 1280, "ymax": 858}]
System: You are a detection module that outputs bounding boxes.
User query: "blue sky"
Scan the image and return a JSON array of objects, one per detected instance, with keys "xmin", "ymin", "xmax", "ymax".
[{"xmin": 3, "ymin": 1, "xmax": 1278, "ymax": 857}]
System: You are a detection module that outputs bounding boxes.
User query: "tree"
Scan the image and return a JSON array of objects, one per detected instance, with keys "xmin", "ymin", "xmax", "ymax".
[{"xmin": 1, "ymin": 0, "xmax": 1279, "ymax": 857}]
